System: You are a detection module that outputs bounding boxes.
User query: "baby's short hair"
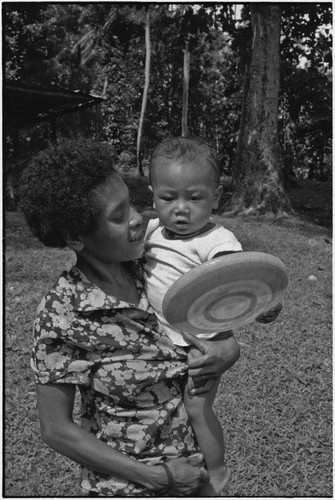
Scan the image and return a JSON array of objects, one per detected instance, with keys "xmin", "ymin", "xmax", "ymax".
[{"xmin": 150, "ymin": 136, "xmax": 221, "ymax": 185}]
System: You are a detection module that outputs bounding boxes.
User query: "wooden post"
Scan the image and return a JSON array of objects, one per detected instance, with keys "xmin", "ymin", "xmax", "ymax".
[
  {"xmin": 95, "ymin": 104, "xmax": 100, "ymax": 142},
  {"xmin": 182, "ymin": 39, "xmax": 190, "ymax": 137},
  {"xmin": 51, "ymin": 117, "xmax": 57, "ymax": 142}
]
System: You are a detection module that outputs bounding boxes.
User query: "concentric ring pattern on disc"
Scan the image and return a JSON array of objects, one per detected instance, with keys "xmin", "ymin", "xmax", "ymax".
[{"xmin": 162, "ymin": 251, "xmax": 288, "ymax": 335}]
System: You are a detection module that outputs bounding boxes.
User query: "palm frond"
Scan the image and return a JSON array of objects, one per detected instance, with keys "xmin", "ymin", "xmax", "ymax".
[
  {"xmin": 71, "ymin": 29, "xmax": 95, "ymax": 55},
  {"xmin": 103, "ymin": 7, "xmax": 118, "ymax": 31}
]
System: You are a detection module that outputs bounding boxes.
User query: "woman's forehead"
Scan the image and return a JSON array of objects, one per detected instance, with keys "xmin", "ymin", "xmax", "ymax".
[{"xmin": 94, "ymin": 173, "xmax": 129, "ymax": 202}]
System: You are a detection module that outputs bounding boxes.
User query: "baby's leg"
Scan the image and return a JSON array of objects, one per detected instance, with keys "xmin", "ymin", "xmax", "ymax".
[{"xmin": 184, "ymin": 346, "xmax": 231, "ymax": 496}]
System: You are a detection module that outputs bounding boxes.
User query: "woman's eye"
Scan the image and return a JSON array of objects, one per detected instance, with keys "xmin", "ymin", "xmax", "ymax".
[
  {"xmin": 112, "ymin": 211, "xmax": 124, "ymax": 222},
  {"xmin": 191, "ymin": 196, "xmax": 200, "ymax": 201}
]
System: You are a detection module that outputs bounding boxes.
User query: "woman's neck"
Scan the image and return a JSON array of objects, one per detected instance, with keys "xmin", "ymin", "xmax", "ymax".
[{"xmin": 75, "ymin": 254, "xmax": 139, "ymax": 304}]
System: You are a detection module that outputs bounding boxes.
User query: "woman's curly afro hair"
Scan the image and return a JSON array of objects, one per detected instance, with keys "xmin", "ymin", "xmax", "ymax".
[{"xmin": 20, "ymin": 138, "xmax": 117, "ymax": 248}]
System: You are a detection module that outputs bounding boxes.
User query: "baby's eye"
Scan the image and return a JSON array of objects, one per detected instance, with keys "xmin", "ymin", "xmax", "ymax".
[{"xmin": 161, "ymin": 196, "xmax": 174, "ymax": 202}]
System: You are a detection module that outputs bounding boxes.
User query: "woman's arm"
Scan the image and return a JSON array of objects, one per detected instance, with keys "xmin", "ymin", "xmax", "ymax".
[
  {"xmin": 37, "ymin": 383, "xmax": 208, "ymax": 494},
  {"xmin": 183, "ymin": 332, "xmax": 240, "ymax": 395}
]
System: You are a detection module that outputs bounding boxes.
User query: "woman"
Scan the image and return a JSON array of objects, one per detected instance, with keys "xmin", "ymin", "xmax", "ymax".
[{"xmin": 20, "ymin": 139, "xmax": 240, "ymax": 497}]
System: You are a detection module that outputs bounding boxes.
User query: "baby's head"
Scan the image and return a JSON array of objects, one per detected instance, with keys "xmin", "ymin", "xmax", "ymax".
[
  {"xmin": 150, "ymin": 136, "xmax": 221, "ymax": 186},
  {"xmin": 149, "ymin": 136, "xmax": 222, "ymax": 235}
]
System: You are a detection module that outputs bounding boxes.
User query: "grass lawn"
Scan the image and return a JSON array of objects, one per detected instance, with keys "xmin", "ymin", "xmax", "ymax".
[{"xmin": 4, "ymin": 178, "xmax": 332, "ymax": 497}]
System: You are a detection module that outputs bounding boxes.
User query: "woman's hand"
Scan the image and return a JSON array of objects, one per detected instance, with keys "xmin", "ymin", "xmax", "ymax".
[
  {"xmin": 183, "ymin": 331, "xmax": 240, "ymax": 395},
  {"xmin": 156, "ymin": 455, "xmax": 209, "ymax": 496},
  {"xmin": 256, "ymin": 302, "xmax": 282, "ymax": 323}
]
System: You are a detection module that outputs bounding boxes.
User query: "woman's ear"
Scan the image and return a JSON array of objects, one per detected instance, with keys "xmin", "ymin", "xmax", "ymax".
[
  {"xmin": 213, "ymin": 185, "xmax": 223, "ymax": 209},
  {"xmin": 63, "ymin": 230, "xmax": 84, "ymax": 252}
]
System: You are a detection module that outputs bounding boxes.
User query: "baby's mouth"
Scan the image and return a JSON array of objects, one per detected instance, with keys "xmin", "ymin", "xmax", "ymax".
[{"xmin": 174, "ymin": 220, "xmax": 190, "ymax": 232}]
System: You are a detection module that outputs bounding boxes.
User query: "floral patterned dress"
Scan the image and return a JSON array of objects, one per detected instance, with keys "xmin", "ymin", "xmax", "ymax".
[{"xmin": 31, "ymin": 262, "xmax": 201, "ymax": 496}]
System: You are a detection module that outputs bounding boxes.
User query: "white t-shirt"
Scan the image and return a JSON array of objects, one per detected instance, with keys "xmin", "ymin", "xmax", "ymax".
[{"xmin": 144, "ymin": 218, "xmax": 242, "ymax": 346}]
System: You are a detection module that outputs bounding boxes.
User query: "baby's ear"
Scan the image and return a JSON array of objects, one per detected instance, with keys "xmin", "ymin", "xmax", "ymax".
[
  {"xmin": 148, "ymin": 185, "xmax": 156, "ymax": 209},
  {"xmin": 213, "ymin": 185, "xmax": 223, "ymax": 209}
]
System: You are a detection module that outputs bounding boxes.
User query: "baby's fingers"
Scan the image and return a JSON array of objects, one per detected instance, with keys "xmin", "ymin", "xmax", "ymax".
[{"xmin": 256, "ymin": 303, "xmax": 283, "ymax": 323}]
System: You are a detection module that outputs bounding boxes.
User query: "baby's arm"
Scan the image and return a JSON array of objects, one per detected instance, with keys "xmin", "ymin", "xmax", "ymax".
[{"xmin": 255, "ymin": 302, "xmax": 282, "ymax": 323}]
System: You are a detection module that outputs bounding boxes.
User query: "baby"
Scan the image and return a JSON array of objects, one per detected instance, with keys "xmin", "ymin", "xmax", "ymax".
[{"xmin": 144, "ymin": 136, "xmax": 280, "ymax": 495}]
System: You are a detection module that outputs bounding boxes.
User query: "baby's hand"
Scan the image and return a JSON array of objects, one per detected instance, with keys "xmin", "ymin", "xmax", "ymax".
[{"xmin": 256, "ymin": 303, "xmax": 282, "ymax": 323}]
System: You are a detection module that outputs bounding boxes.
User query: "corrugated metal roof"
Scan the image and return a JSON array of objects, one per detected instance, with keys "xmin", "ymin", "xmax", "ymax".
[{"xmin": 4, "ymin": 81, "xmax": 105, "ymax": 128}]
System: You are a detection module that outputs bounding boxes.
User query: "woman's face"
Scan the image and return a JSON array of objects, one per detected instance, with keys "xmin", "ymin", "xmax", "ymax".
[{"xmin": 80, "ymin": 173, "xmax": 145, "ymax": 263}]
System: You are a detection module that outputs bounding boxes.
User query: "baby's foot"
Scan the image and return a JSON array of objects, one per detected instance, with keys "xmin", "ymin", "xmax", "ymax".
[{"xmin": 198, "ymin": 466, "xmax": 231, "ymax": 497}]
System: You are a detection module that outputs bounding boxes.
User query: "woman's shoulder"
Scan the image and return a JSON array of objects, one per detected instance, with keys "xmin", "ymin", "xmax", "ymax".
[{"xmin": 35, "ymin": 267, "xmax": 81, "ymax": 317}]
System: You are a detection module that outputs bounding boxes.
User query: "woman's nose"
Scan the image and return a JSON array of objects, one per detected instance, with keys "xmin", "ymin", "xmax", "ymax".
[{"xmin": 129, "ymin": 205, "xmax": 143, "ymax": 227}]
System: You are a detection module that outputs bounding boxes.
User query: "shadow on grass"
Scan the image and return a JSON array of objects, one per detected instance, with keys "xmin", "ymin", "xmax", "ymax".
[{"xmin": 4, "ymin": 177, "xmax": 332, "ymax": 497}]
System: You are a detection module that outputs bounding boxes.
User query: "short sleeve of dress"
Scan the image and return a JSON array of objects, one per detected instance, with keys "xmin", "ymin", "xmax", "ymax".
[
  {"xmin": 197, "ymin": 225, "xmax": 243, "ymax": 262},
  {"xmin": 31, "ymin": 286, "xmax": 94, "ymax": 386}
]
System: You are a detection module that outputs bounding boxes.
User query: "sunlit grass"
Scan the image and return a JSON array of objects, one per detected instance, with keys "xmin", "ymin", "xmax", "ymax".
[{"xmin": 4, "ymin": 189, "xmax": 332, "ymax": 496}]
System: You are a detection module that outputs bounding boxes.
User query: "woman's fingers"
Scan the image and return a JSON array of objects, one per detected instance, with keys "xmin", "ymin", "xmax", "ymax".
[
  {"xmin": 182, "ymin": 331, "xmax": 207, "ymax": 353},
  {"xmin": 185, "ymin": 454, "xmax": 203, "ymax": 466},
  {"xmin": 187, "ymin": 376, "xmax": 195, "ymax": 392},
  {"xmin": 166, "ymin": 456, "xmax": 209, "ymax": 495},
  {"xmin": 199, "ymin": 466, "xmax": 210, "ymax": 483},
  {"xmin": 188, "ymin": 364, "xmax": 216, "ymax": 379},
  {"xmin": 190, "ymin": 378, "xmax": 214, "ymax": 394}
]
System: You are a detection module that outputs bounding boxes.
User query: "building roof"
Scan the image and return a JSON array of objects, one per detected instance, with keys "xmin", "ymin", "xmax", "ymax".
[{"xmin": 4, "ymin": 81, "xmax": 105, "ymax": 129}]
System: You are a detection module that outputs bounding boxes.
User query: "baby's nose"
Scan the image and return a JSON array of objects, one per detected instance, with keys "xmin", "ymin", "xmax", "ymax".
[{"xmin": 175, "ymin": 200, "xmax": 189, "ymax": 213}]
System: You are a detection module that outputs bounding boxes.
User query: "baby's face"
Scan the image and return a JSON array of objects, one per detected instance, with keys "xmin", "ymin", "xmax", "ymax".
[{"xmin": 151, "ymin": 160, "xmax": 222, "ymax": 235}]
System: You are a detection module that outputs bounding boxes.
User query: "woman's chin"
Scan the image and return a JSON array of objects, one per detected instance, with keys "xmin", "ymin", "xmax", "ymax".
[{"xmin": 131, "ymin": 241, "xmax": 145, "ymax": 259}]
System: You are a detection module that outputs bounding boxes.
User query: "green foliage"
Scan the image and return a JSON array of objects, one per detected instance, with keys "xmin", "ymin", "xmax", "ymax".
[
  {"xmin": 3, "ymin": 3, "xmax": 332, "ymax": 180},
  {"xmin": 280, "ymin": 3, "xmax": 332, "ymax": 180},
  {"xmin": 189, "ymin": 29, "xmax": 242, "ymax": 171},
  {"xmin": 3, "ymin": 3, "xmax": 92, "ymax": 88}
]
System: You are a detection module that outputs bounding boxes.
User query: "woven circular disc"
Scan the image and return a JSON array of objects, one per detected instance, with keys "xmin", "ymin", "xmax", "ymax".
[{"xmin": 162, "ymin": 251, "xmax": 288, "ymax": 335}]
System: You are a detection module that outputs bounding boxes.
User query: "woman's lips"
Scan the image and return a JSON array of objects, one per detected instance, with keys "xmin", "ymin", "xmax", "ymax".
[{"xmin": 130, "ymin": 229, "xmax": 145, "ymax": 243}]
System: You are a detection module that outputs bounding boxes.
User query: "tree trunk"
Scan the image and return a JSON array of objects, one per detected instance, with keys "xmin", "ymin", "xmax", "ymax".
[
  {"xmin": 137, "ymin": 9, "xmax": 151, "ymax": 176},
  {"xmin": 224, "ymin": 4, "xmax": 292, "ymax": 217},
  {"xmin": 182, "ymin": 39, "xmax": 190, "ymax": 137}
]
